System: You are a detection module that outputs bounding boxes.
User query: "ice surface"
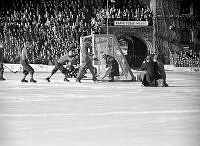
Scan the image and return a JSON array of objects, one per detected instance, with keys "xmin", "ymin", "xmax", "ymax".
[{"xmin": 0, "ymin": 71, "xmax": 200, "ymax": 146}]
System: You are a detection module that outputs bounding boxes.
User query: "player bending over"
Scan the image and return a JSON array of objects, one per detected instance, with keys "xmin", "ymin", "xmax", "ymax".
[
  {"xmin": 101, "ymin": 54, "xmax": 119, "ymax": 82},
  {"xmin": 46, "ymin": 50, "xmax": 76, "ymax": 82}
]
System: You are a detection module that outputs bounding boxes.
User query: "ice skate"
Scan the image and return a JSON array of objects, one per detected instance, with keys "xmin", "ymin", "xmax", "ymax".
[
  {"xmin": 30, "ymin": 78, "xmax": 37, "ymax": 83},
  {"xmin": 21, "ymin": 78, "xmax": 28, "ymax": 82},
  {"xmin": 163, "ymin": 83, "xmax": 169, "ymax": 87},
  {"xmin": 0, "ymin": 77, "xmax": 6, "ymax": 81},
  {"xmin": 92, "ymin": 76, "xmax": 97, "ymax": 81},
  {"xmin": 108, "ymin": 79, "xmax": 114, "ymax": 82},
  {"xmin": 108, "ymin": 76, "xmax": 114, "ymax": 82},
  {"xmin": 76, "ymin": 78, "xmax": 81, "ymax": 83},
  {"xmin": 0, "ymin": 72, "xmax": 5, "ymax": 80}
]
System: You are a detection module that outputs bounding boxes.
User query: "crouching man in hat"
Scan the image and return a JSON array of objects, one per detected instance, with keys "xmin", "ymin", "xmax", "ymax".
[
  {"xmin": 139, "ymin": 55, "xmax": 161, "ymax": 87},
  {"xmin": 101, "ymin": 54, "xmax": 119, "ymax": 82}
]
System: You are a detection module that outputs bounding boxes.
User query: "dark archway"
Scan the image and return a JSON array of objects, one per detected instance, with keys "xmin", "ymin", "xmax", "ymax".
[{"xmin": 118, "ymin": 35, "xmax": 148, "ymax": 69}]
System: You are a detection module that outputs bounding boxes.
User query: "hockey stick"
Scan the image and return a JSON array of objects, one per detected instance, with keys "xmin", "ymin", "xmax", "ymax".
[{"xmin": 3, "ymin": 64, "xmax": 18, "ymax": 73}]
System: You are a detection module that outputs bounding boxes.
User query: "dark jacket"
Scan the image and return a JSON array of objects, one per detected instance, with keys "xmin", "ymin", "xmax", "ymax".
[
  {"xmin": 0, "ymin": 47, "xmax": 3, "ymax": 63},
  {"xmin": 139, "ymin": 57, "xmax": 161, "ymax": 86},
  {"xmin": 104, "ymin": 55, "xmax": 119, "ymax": 77},
  {"xmin": 81, "ymin": 42, "xmax": 91, "ymax": 63}
]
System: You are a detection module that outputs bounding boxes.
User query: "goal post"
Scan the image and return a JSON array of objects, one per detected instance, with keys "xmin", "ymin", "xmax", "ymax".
[{"xmin": 80, "ymin": 34, "xmax": 136, "ymax": 81}]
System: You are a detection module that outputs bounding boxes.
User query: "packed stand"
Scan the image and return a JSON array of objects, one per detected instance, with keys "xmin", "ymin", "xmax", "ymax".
[
  {"xmin": 0, "ymin": 0, "xmax": 92, "ymax": 64},
  {"xmin": 170, "ymin": 50, "xmax": 200, "ymax": 68},
  {"xmin": 91, "ymin": 0, "xmax": 153, "ymax": 28},
  {"xmin": 0, "ymin": 0, "xmax": 153, "ymax": 65}
]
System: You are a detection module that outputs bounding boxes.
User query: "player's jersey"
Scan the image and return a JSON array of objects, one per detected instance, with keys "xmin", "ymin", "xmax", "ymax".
[
  {"xmin": 58, "ymin": 54, "xmax": 74, "ymax": 64},
  {"xmin": 82, "ymin": 42, "xmax": 91, "ymax": 58},
  {"xmin": 20, "ymin": 47, "xmax": 28, "ymax": 61}
]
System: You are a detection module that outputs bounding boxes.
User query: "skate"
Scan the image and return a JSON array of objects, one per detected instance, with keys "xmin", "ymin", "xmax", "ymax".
[
  {"xmin": 46, "ymin": 77, "xmax": 50, "ymax": 82},
  {"xmin": 0, "ymin": 77, "xmax": 6, "ymax": 81},
  {"xmin": 76, "ymin": 78, "xmax": 81, "ymax": 83},
  {"xmin": 92, "ymin": 76, "xmax": 97, "ymax": 81},
  {"xmin": 163, "ymin": 83, "xmax": 169, "ymax": 87},
  {"xmin": 21, "ymin": 78, "xmax": 28, "ymax": 82},
  {"xmin": 108, "ymin": 79, "xmax": 114, "ymax": 82},
  {"xmin": 108, "ymin": 77, "xmax": 114, "ymax": 82},
  {"xmin": 30, "ymin": 78, "xmax": 37, "ymax": 83},
  {"xmin": 64, "ymin": 78, "xmax": 69, "ymax": 82}
]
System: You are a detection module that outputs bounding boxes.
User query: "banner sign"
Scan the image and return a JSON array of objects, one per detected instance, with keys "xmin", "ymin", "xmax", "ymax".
[{"xmin": 114, "ymin": 21, "xmax": 148, "ymax": 26}]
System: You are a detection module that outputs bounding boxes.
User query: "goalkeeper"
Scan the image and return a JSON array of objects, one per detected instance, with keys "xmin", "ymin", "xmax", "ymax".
[{"xmin": 101, "ymin": 54, "xmax": 119, "ymax": 82}]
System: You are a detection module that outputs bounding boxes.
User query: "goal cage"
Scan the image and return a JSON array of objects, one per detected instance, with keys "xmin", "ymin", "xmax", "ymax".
[{"xmin": 80, "ymin": 34, "xmax": 136, "ymax": 81}]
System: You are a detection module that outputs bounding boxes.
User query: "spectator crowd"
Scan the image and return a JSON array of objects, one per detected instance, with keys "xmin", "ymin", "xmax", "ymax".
[
  {"xmin": 92, "ymin": 1, "xmax": 153, "ymax": 27},
  {"xmin": 0, "ymin": 0, "xmax": 153, "ymax": 65},
  {"xmin": 170, "ymin": 50, "xmax": 200, "ymax": 68}
]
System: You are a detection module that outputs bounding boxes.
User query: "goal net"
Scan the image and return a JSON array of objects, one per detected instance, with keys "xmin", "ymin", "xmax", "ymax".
[{"xmin": 80, "ymin": 34, "xmax": 136, "ymax": 81}]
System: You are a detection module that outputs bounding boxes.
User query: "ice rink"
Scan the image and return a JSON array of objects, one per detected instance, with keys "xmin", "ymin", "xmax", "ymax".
[{"xmin": 0, "ymin": 71, "xmax": 200, "ymax": 146}]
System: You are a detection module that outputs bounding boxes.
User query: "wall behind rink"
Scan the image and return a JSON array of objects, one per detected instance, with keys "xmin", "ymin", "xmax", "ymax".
[
  {"xmin": 4, "ymin": 64, "xmax": 199, "ymax": 73},
  {"xmin": 3, "ymin": 64, "xmax": 54, "ymax": 73},
  {"xmin": 101, "ymin": 26, "xmax": 154, "ymax": 53}
]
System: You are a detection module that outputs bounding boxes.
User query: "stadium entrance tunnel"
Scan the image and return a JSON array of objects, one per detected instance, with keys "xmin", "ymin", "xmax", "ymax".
[{"xmin": 118, "ymin": 35, "xmax": 148, "ymax": 69}]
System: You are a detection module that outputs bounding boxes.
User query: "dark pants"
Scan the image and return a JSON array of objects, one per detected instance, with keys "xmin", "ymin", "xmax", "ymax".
[
  {"xmin": 109, "ymin": 62, "xmax": 119, "ymax": 79},
  {"xmin": 0, "ymin": 63, "xmax": 4, "ymax": 78},
  {"xmin": 142, "ymin": 73, "xmax": 161, "ymax": 87},
  {"xmin": 21, "ymin": 59, "xmax": 34, "ymax": 75},
  {"xmin": 51, "ymin": 62, "xmax": 69, "ymax": 76},
  {"xmin": 77, "ymin": 58, "xmax": 96, "ymax": 80}
]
